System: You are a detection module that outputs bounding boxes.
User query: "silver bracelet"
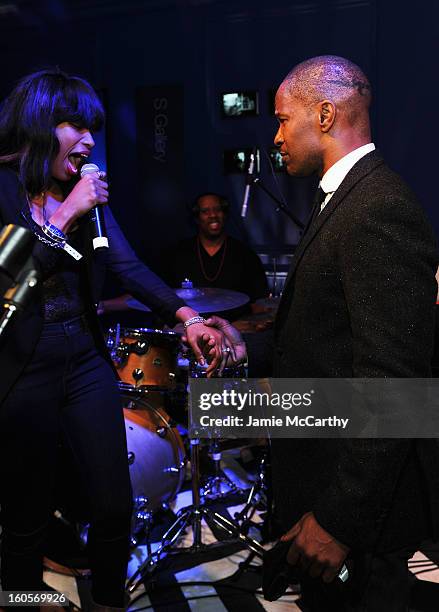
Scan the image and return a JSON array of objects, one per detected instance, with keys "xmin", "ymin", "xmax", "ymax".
[
  {"xmin": 42, "ymin": 221, "xmax": 66, "ymax": 243},
  {"xmin": 41, "ymin": 224, "xmax": 65, "ymax": 244},
  {"xmin": 36, "ymin": 225, "xmax": 82, "ymax": 260},
  {"xmin": 21, "ymin": 208, "xmax": 81, "ymax": 260},
  {"xmin": 183, "ymin": 315, "xmax": 206, "ymax": 328}
]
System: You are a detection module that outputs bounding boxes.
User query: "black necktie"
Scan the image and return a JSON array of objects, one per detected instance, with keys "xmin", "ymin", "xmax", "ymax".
[
  {"xmin": 302, "ymin": 186, "xmax": 326, "ymax": 236},
  {"xmin": 310, "ymin": 186, "xmax": 326, "ymax": 222}
]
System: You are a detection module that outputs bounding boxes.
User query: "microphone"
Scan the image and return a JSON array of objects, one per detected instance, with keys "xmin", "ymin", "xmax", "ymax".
[
  {"xmin": 80, "ymin": 163, "xmax": 109, "ymax": 251},
  {"xmin": 241, "ymin": 149, "xmax": 257, "ymax": 218}
]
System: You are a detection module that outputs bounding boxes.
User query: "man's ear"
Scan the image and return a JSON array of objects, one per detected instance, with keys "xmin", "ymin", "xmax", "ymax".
[{"xmin": 318, "ymin": 100, "xmax": 336, "ymax": 133}]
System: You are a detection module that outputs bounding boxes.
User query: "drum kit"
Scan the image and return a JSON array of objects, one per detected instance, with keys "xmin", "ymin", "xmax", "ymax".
[{"xmin": 46, "ymin": 288, "xmax": 274, "ymax": 591}]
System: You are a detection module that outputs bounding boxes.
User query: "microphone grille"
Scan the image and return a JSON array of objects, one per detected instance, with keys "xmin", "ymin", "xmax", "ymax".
[{"xmin": 80, "ymin": 163, "xmax": 100, "ymax": 178}]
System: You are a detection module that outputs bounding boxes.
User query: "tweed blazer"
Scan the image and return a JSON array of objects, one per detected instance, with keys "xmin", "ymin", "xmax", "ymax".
[{"xmin": 254, "ymin": 151, "xmax": 439, "ymax": 552}]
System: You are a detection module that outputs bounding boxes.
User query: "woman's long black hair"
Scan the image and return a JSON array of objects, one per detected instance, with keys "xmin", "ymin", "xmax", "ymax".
[{"xmin": 0, "ymin": 68, "xmax": 104, "ymax": 197}]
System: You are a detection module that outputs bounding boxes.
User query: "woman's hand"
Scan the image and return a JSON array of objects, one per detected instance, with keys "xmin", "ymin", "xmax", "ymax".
[
  {"xmin": 176, "ymin": 307, "xmax": 233, "ymax": 377},
  {"xmin": 49, "ymin": 172, "xmax": 108, "ymax": 232},
  {"xmin": 204, "ymin": 315, "xmax": 248, "ymax": 375},
  {"xmin": 183, "ymin": 322, "xmax": 225, "ymax": 377}
]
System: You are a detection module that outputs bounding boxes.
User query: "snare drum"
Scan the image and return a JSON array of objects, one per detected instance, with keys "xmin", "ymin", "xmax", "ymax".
[{"xmin": 107, "ymin": 327, "xmax": 181, "ymax": 391}]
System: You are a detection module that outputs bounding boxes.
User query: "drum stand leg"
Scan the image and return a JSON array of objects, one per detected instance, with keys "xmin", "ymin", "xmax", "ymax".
[
  {"xmin": 126, "ymin": 438, "xmax": 265, "ymax": 595},
  {"xmin": 234, "ymin": 452, "xmax": 268, "ymax": 533},
  {"xmin": 202, "ymin": 440, "xmax": 242, "ymax": 500}
]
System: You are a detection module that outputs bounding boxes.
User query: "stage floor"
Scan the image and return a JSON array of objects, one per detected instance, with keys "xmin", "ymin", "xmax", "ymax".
[{"xmin": 41, "ymin": 448, "xmax": 439, "ymax": 611}]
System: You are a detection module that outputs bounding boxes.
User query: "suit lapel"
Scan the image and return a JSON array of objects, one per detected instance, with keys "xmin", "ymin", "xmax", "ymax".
[{"xmin": 275, "ymin": 151, "xmax": 385, "ymax": 334}]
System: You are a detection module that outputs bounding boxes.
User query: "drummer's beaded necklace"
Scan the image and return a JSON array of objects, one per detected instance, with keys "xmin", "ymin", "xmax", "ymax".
[{"xmin": 197, "ymin": 235, "xmax": 227, "ymax": 282}]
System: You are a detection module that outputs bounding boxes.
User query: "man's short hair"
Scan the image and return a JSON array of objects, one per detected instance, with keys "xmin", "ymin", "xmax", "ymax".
[{"xmin": 191, "ymin": 192, "xmax": 230, "ymax": 217}]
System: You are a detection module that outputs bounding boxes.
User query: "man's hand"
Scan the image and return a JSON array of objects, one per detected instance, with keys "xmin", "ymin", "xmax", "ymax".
[
  {"xmin": 281, "ymin": 511, "xmax": 349, "ymax": 583},
  {"xmin": 204, "ymin": 315, "xmax": 248, "ymax": 375}
]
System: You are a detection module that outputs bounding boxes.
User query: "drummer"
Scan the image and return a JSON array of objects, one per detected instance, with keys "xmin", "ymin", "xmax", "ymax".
[
  {"xmin": 165, "ymin": 193, "xmax": 269, "ymax": 321},
  {"xmin": 100, "ymin": 193, "xmax": 269, "ymax": 322}
]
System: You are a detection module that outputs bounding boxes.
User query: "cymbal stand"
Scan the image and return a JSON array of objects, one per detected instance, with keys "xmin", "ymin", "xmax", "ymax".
[{"xmin": 125, "ymin": 437, "xmax": 265, "ymax": 594}]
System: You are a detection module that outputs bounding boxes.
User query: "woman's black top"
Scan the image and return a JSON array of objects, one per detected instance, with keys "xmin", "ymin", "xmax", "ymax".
[{"xmin": 0, "ymin": 167, "xmax": 185, "ymax": 402}]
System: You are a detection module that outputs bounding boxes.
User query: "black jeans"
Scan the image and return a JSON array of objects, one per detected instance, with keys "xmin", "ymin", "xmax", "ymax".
[{"xmin": 0, "ymin": 316, "xmax": 132, "ymax": 607}]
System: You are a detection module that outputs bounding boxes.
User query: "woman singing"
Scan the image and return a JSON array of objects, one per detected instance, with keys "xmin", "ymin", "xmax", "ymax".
[{"xmin": 0, "ymin": 69, "xmax": 225, "ymax": 610}]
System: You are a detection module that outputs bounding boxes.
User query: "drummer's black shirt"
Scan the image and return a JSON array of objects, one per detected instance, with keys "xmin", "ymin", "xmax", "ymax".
[{"xmin": 166, "ymin": 235, "xmax": 268, "ymax": 320}]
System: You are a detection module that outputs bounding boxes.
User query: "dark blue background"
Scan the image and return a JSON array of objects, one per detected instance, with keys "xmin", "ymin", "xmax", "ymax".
[{"xmin": 0, "ymin": 0, "xmax": 437, "ymax": 270}]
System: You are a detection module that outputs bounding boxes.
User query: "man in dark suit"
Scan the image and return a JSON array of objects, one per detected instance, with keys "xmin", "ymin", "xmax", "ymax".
[{"xmin": 208, "ymin": 55, "xmax": 439, "ymax": 610}]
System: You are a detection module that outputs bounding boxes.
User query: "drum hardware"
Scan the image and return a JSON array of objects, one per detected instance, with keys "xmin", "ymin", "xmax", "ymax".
[
  {"xmin": 190, "ymin": 361, "xmax": 247, "ymax": 379},
  {"xmin": 131, "ymin": 496, "xmax": 153, "ymax": 548},
  {"xmin": 126, "ymin": 436, "xmax": 265, "ymax": 594},
  {"xmin": 133, "ymin": 340, "xmax": 148, "ymax": 354},
  {"xmin": 107, "ymin": 322, "xmax": 122, "ymax": 365},
  {"xmin": 201, "ymin": 439, "xmax": 243, "ymax": 500},
  {"xmin": 163, "ymin": 462, "xmax": 185, "ymax": 474},
  {"xmin": 234, "ymin": 451, "xmax": 269, "ymax": 535},
  {"xmin": 189, "ymin": 354, "xmax": 247, "ymax": 501},
  {"xmin": 107, "ymin": 325, "xmax": 267, "ymax": 593},
  {"xmin": 118, "ymin": 382, "xmax": 162, "ymax": 396},
  {"xmin": 132, "ymin": 368, "xmax": 144, "ymax": 383}
]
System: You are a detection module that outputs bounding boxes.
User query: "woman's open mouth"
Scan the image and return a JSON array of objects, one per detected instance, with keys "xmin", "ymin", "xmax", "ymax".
[{"xmin": 67, "ymin": 152, "xmax": 89, "ymax": 175}]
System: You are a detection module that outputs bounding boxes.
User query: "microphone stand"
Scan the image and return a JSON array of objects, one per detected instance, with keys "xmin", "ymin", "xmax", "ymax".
[
  {"xmin": 0, "ymin": 267, "xmax": 39, "ymax": 338},
  {"xmin": 0, "ymin": 225, "xmax": 38, "ymax": 338},
  {"xmin": 252, "ymin": 177, "xmax": 305, "ymax": 230},
  {"xmin": 0, "ymin": 304, "xmax": 17, "ymax": 337}
]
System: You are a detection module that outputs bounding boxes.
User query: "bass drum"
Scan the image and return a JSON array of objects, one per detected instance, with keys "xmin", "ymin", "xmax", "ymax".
[
  {"xmin": 123, "ymin": 393, "xmax": 186, "ymax": 514},
  {"xmin": 44, "ymin": 394, "xmax": 185, "ymax": 574}
]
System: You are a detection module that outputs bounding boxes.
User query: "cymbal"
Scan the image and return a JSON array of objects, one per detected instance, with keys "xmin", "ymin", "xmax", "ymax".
[
  {"xmin": 126, "ymin": 287, "xmax": 249, "ymax": 314},
  {"xmin": 175, "ymin": 287, "xmax": 249, "ymax": 313}
]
